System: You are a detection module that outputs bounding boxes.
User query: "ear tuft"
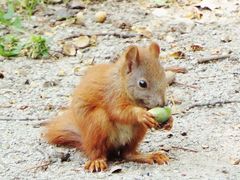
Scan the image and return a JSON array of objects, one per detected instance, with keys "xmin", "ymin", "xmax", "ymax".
[
  {"xmin": 149, "ymin": 42, "xmax": 160, "ymax": 58},
  {"xmin": 125, "ymin": 45, "xmax": 139, "ymax": 73}
]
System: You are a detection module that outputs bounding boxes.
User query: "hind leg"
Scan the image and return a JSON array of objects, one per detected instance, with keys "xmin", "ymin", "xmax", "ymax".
[{"xmin": 122, "ymin": 124, "xmax": 169, "ymax": 165}]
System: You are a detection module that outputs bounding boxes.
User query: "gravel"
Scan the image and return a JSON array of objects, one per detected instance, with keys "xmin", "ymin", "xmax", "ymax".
[{"xmin": 0, "ymin": 0, "xmax": 240, "ymax": 179}]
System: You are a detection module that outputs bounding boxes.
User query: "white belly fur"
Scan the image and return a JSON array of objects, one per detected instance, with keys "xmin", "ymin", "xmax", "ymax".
[{"xmin": 109, "ymin": 123, "xmax": 133, "ymax": 147}]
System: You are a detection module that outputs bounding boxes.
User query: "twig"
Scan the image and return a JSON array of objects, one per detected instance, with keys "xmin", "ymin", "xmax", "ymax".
[
  {"xmin": 63, "ymin": 32, "xmax": 141, "ymax": 41},
  {"xmin": 197, "ymin": 54, "xmax": 230, "ymax": 64},
  {"xmin": 24, "ymin": 161, "xmax": 53, "ymax": 172},
  {"xmin": 186, "ymin": 100, "xmax": 240, "ymax": 111},
  {"xmin": 171, "ymin": 146, "xmax": 198, "ymax": 153},
  {"xmin": 0, "ymin": 117, "xmax": 46, "ymax": 121},
  {"xmin": 174, "ymin": 82, "xmax": 199, "ymax": 89},
  {"xmin": 165, "ymin": 66, "xmax": 188, "ymax": 74}
]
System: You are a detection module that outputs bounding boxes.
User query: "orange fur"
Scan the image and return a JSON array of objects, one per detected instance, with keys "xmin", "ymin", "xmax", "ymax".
[{"xmin": 43, "ymin": 43, "xmax": 171, "ymax": 172}]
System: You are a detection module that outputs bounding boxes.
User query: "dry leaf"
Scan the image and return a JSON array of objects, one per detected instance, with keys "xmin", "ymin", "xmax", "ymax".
[
  {"xmin": 19, "ymin": 105, "xmax": 29, "ymax": 110},
  {"xmin": 90, "ymin": 35, "xmax": 97, "ymax": 46},
  {"xmin": 191, "ymin": 44, "xmax": 204, "ymax": 51},
  {"xmin": 72, "ymin": 36, "xmax": 90, "ymax": 49},
  {"xmin": 57, "ymin": 69, "xmax": 66, "ymax": 76},
  {"xmin": 73, "ymin": 66, "xmax": 88, "ymax": 76},
  {"xmin": 170, "ymin": 51, "xmax": 185, "ymax": 59},
  {"xmin": 75, "ymin": 12, "xmax": 85, "ymax": 25},
  {"xmin": 233, "ymin": 159, "xmax": 240, "ymax": 165},
  {"xmin": 165, "ymin": 71, "xmax": 176, "ymax": 85},
  {"xmin": 83, "ymin": 58, "xmax": 95, "ymax": 65},
  {"xmin": 110, "ymin": 166, "xmax": 122, "ymax": 174},
  {"xmin": 63, "ymin": 43, "xmax": 76, "ymax": 56},
  {"xmin": 230, "ymin": 158, "xmax": 240, "ymax": 165},
  {"xmin": 195, "ymin": 0, "xmax": 219, "ymax": 10},
  {"xmin": 131, "ymin": 26, "xmax": 152, "ymax": 38},
  {"xmin": 185, "ymin": 7, "xmax": 203, "ymax": 20},
  {"xmin": 67, "ymin": 0, "xmax": 85, "ymax": 9},
  {"xmin": 221, "ymin": 36, "xmax": 232, "ymax": 43},
  {"xmin": 201, "ymin": 144, "xmax": 209, "ymax": 149}
]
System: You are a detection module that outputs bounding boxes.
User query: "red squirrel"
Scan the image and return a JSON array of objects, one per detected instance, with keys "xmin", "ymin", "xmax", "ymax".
[{"xmin": 43, "ymin": 42, "xmax": 173, "ymax": 172}]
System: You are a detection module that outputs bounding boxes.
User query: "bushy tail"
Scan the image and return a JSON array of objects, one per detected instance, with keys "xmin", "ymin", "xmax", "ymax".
[{"xmin": 42, "ymin": 110, "xmax": 82, "ymax": 150}]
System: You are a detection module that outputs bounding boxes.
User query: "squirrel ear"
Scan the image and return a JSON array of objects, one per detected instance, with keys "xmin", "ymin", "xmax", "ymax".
[
  {"xmin": 149, "ymin": 42, "xmax": 160, "ymax": 58},
  {"xmin": 124, "ymin": 45, "xmax": 139, "ymax": 73}
]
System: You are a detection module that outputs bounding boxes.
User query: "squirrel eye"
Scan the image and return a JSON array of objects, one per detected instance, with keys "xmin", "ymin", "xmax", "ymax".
[{"xmin": 138, "ymin": 80, "xmax": 147, "ymax": 88}]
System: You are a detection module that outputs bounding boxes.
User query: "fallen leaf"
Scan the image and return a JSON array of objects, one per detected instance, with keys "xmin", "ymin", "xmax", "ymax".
[
  {"xmin": 73, "ymin": 66, "xmax": 88, "ymax": 76},
  {"xmin": 170, "ymin": 51, "xmax": 185, "ymax": 59},
  {"xmin": 165, "ymin": 71, "xmax": 176, "ymax": 85},
  {"xmin": 90, "ymin": 35, "xmax": 97, "ymax": 46},
  {"xmin": 72, "ymin": 36, "xmax": 90, "ymax": 49},
  {"xmin": 75, "ymin": 12, "xmax": 85, "ymax": 25},
  {"xmin": 185, "ymin": 7, "xmax": 203, "ymax": 20},
  {"xmin": 67, "ymin": 0, "xmax": 85, "ymax": 9},
  {"xmin": 43, "ymin": 81, "xmax": 58, "ymax": 87},
  {"xmin": 110, "ymin": 166, "xmax": 122, "ymax": 173},
  {"xmin": 63, "ymin": 43, "xmax": 76, "ymax": 56},
  {"xmin": 221, "ymin": 36, "xmax": 232, "ymax": 43},
  {"xmin": 114, "ymin": 20, "xmax": 132, "ymax": 30},
  {"xmin": 83, "ymin": 58, "xmax": 95, "ymax": 65},
  {"xmin": 57, "ymin": 69, "xmax": 66, "ymax": 76},
  {"xmin": 230, "ymin": 157, "xmax": 240, "ymax": 165},
  {"xmin": 201, "ymin": 144, "xmax": 209, "ymax": 149},
  {"xmin": 191, "ymin": 44, "xmax": 204, "ymax": 51},
  {"xmin": 54, "ymin": 7, "xmax": 74, "ymax": 21},
  {"xmin": 232, "ymin": 159, "xmax": 240, "ymax": 165},
  {"xmin": 195, "ymin": 0, "xmax": 219, "ymax": 11},
  {"xmin": 131, "ymin": 26, "xmax": 152, "ymax": 38},
  {"xmin": 19, "ymin": 105, "xmax": 29, "ymax": 110}
]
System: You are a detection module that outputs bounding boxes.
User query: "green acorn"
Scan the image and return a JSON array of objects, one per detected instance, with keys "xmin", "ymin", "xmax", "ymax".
[{"xmin": 148, "ymin": 107, "xmax": 171, "ymax": 123}]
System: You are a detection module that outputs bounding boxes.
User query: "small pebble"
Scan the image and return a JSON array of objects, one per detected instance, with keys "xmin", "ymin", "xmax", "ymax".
[
  {"xmin": 181, "ymin": 132, "xmax": 187, "ymax": 136},
  {"xmin": 0, "ymin": 72, "xmax": 4, "ymax": 79},
  {"xmin": 95, "ymin": 11, "xmax": 107, "ymax": 23}
]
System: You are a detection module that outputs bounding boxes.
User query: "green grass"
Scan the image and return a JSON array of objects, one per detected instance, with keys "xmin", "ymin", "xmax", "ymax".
[
  {"xmin": 24, "ymin": 35, "xmax": 49, "ymax": 59},
  {"xmin": 0, "ymin": 35, "xmax": 23, "ymax": 57},
  {"xmin": 21, "ymin": 0, "xmax": 43, "ymax": 16},
  {"xmin": 0, "ymin": 0, "xmax": 22, "ymax": 29}
]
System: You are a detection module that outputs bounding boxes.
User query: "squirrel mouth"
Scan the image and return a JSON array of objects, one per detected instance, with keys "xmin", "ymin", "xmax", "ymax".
[{"xmin": 136, "ymin": 99, "xmax": 151, "ymax": 110}]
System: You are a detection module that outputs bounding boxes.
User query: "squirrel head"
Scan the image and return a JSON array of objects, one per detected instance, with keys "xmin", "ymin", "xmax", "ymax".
[{"xmin": 120, "ymin": 42, "xmax": 168, "ymax": 109}]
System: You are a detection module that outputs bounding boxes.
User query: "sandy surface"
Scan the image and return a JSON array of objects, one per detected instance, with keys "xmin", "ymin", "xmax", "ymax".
[{"xmin": 0, "ymin": 0, "xmax": 240, "ymax": 179}]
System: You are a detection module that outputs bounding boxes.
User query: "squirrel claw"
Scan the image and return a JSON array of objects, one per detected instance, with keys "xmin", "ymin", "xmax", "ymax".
[{"xmin": 84, "ymin": 159, "xmax": 108, "ymax": 172}]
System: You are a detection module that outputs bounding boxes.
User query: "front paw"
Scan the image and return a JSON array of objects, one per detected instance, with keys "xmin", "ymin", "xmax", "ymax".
[
  {"xmin": 159, "ymin": 116, "xmax": 173, "ymax": 130},
  {"xmin": 135, "ymin": 108, "xmax": 159, "ymax": 129}
]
